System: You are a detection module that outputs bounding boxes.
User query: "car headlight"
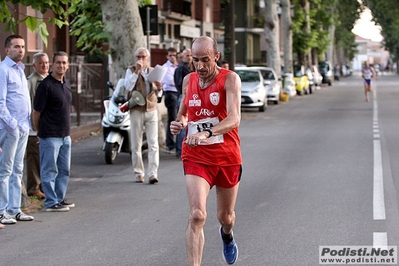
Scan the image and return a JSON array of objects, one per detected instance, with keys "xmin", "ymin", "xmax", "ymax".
[{"xmin": 251, "ymin": 86, "xmax": 262, "ymax": 94}]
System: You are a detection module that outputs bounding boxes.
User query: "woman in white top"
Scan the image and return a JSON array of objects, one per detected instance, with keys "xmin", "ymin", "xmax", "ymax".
[{"xmin": 362, "ymin": 62, "xmax": 377, "ymax": 102}]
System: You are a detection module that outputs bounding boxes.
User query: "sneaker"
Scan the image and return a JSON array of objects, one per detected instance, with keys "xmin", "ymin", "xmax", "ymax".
[
  {"xmin": 60, "ymin": 200, "xmax": 75, "ymax": 208},
  {"xmin": 0, "ymin": 213, "xmax": 17, "ymax": 224},
  {"xmin": 135, "ymin": 175, "xmax": 145, "ymax": 183},
  {"xmin": 149, "ymin": 175, "xmax": 158, "ymax": 184},
  {"xmin": 164, "ymin": 148, "xmax": 175, "ymax": 154},
  {"xmin": 45, "ymin": 203, "xmax": 70, "ymax": 212},
  {"xmin": 12, "ymin": 212, "xmax": 34, "ymax": 221},
  {"xmin": 220, "ymin": 227, "xmax": 238, "ymax": 264}
]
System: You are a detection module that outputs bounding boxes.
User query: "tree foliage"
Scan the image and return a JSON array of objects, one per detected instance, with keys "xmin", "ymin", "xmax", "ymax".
[
  {"xmin": 334, "ymin": 0, "xmax": 363, "ymax": 62},
  {"xmin": 363, "ymin": 0, "xmax": 399, "ymax": 60},
  {"xmin": 0, "ymin": 0, "xmax": 76, "ymax": 47}
]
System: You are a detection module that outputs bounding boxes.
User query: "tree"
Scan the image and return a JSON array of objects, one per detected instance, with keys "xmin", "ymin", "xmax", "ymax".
[
  {"xmin": 222, "ymin": 0, "xmax": 236, "ymax": 72},
  {"xmin": 99, "ymin": 0, "xmax": 145, "ymax": 79},
  {"xmin": 364, "ymin": 0, "xmax": 399, "ymax": 62},
  {"xmin": 263, "ymin": 0, "xmax": 281, "ymax": 77},
  {"xmin": 0, "ymin": 0, "xmax": 72, "ymax": 47},
  {"xmin": 1, "ymin": 0, "xmax": 151, "ymax": 78},
  {"xmin": 281, "ymin": 0, "xmax": 293, "ymax": 74},
  {"xmin": 333, "ymin": 0, "xmax": 362, "ymax": 65}
]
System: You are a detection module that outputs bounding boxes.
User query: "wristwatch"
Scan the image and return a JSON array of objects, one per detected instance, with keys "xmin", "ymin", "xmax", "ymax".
[{"xmin": 203, "ymin": 128, "xmax": 212, "ymax": 138}]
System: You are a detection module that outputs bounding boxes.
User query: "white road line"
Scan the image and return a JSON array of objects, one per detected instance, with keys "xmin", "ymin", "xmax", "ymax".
[
  {"xmin": 373, "ymin": 140, "xmax": 386, "ymax": 220},
  {"xmin": 372, "ymin": 84, "xmax": 387, "ymax": 246},
  {"xmin": 373, "ymin": 232, "xmax": 388, "ymax": 247},
  {"xmin": 373, "ymin": 84, "xmax": 386, "ymax": 220}
]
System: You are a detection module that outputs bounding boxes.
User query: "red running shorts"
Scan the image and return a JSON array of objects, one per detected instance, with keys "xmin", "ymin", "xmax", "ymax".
[{"xmin": 183, "ymin": 160, "xmax": 242, "ymax": 189}]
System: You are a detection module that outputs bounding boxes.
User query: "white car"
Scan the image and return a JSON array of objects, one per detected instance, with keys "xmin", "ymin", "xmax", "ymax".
[
  {"xmin": 250, "ymin": 66, "xmax": 281, "ymax": 104},
  {"xmin": 235, "ymin": 67, "xmax": 267, "ymax": 112}
]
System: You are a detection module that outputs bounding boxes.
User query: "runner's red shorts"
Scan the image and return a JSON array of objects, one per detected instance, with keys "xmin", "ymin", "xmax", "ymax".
[{"xmin": 183, "ymin": 161, "xmax": 242, "ymax": 189}]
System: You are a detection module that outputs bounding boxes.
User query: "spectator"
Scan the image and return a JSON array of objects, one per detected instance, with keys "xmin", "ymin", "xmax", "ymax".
[
  {"xmin": 173, "ymin": 48, "xmax": 194, "ymax": 159},
  {"xmin": 33, "ymin": 51, "xmax": 74, "ymax": 212},
  {"xmin": 220, "ymin": 60, "xmax": 230, "ymax": 70},
  {"xmin": 26, "ymin": 52, "xmax": 49, "ymax": 199},
  {"xmin": 170, "ymin": 36, "xmax": 242, "ymax": 265},
  {"xmin": 176, "ymin": 51, "xmax": 184, "ymax": 66},
  {"xmin": 121, "ymin": 47, "xmax": 163, "ymax": 184},
  {"xmin": 162, "ymin": 47, "xmax": 178, "ymax": 153},
  {"xmin": 0, "ymin": 34, "xmax": 34, "ymax": 225}
]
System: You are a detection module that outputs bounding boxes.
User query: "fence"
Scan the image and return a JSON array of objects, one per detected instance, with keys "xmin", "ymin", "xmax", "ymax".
[{"xmin": 25, "ymin": 63, "xmax": 106, "ymax": 127}]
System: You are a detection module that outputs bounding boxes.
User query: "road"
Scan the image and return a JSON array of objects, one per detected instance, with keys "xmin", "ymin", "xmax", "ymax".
[{"xmin": 2, "ymin": 73, "xmax": 399, "ymax": 266}]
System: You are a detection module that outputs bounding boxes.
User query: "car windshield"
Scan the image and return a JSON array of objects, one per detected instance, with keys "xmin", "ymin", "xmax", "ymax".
[
  {"xmin": 293, "ymin": 66, "xmax": 303, "ymax": 77},
  {"xmin": 236, "ymin": 70, "xmax": 260, "ymax": 82},
  {"xmin": 261, "ymin": 70, "xmax": 275, "ymax": 80},
  {"xmin": 318, "ymin": 62, "xmax": 329, "ymax": 72}
]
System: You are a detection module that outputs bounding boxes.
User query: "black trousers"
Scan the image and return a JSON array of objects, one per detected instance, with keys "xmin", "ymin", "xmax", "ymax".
[{"xmin": 164, "ymin": 91, "xmax": 178, "ymax": 150}]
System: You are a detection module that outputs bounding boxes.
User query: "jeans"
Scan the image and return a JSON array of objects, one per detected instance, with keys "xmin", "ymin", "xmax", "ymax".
[
  {"xmin": 0, "ymin": 128, "xmax": 28, "ymax": 215},
  {"xmin": 130, "ymin": 109, "xmax": 159, "ymax": 179},
  {"xmin": 39, "ymin": 136, "xmax": 71, "ymax": 208}
]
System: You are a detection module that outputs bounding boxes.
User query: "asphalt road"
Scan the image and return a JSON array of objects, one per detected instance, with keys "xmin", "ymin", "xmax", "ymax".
[{"xmin": 2, "ymin": 72, "xmax": 399, "ymax": 266}]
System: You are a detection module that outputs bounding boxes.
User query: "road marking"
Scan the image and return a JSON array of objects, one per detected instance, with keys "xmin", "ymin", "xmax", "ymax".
[
  {"xmin": 373, "ymin": 85, "xmax": 386, "ymax": 220},
  {"xmin": 373, "ymin": 232, "xmax": 388, "ymax": 247},
  {"xmin": 373, "ymin": 140, "xmax": 386, "ymax": 220},
  {"xmin": 372, "ymin": 84, "xmax": 388, "ymax": 247}
]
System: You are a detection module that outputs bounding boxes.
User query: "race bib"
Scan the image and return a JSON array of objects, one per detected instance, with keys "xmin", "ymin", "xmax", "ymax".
[{"xmin": 187, "ymin": 117, "xmax": 224, "ymax": 145}]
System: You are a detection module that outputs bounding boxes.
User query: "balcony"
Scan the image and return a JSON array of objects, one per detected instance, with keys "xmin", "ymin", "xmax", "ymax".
[{"xmin": 162, "ymin": 0, "xmax": 192, "ymax": 20}]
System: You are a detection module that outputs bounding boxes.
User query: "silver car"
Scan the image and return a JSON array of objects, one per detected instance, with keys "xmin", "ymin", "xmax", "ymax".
[
  {"xmin": 251, "ymin": 66, "xmax": 281, "ymax": 104},
  {"xmin": 235, "ymin": 67, "xmax": 267, "ymax": 112}
]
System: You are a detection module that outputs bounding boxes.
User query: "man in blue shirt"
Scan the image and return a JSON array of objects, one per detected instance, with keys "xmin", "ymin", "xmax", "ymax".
[{"xmin": 0, "ymin": 35, "xmax": 34, "ymax": 225}]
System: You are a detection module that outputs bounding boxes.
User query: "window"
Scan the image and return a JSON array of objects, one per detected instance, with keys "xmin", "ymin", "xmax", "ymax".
[{"xmin": 26, "ymin": 7, "xmax": 43, "ymax": 52}]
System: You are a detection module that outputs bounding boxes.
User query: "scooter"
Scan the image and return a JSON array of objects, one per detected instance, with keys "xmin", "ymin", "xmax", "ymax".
[{"xmin": 102, "ymin": 79, "xmax": 132, "ymax": 164}]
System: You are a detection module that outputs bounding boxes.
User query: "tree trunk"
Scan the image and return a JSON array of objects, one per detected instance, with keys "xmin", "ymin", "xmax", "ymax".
[
  {"xmin": 281, "ymin": 0, "xmax": 292, "ymax": 74},
  {"xmin": 100, "ymin": 0, "xmax": 145, "ymax": 79},
  {"xmin": 326, "ymin": 24, "xmax": 335, "ymax": 64},
  {"xmin": 224, "ymin": 0, "xmax": 236, "ymax": 71},
  {"xmin": 264, "ymin": 0, "xmax": 281, "ymax": 76}
]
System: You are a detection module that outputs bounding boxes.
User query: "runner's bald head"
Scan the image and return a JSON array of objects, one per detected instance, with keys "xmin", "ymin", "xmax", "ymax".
[{"xmin": 192, "ymin": 36, "xmax": 218, "ymax": 54}]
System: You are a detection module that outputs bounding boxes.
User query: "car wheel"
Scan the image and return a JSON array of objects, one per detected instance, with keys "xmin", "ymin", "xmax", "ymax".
[
  {"xmin": 274, "ymin": 100, "xmax": 279, "ymax": 105},
  {"xmin": 328, "ymin": 80, "xmax": 332, "ymax": 86},
  {"xmin": 259, "ymin": 99, "xmax": 267, "ymax": 112}
]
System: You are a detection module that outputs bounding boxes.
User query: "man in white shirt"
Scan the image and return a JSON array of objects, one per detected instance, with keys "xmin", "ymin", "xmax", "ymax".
[{"xmin": 161, "ymin": 47, "xmax": 178, "ymax": 153}]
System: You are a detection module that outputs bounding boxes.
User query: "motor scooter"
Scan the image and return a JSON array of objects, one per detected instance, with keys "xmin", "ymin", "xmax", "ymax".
[{"xmin": 102, "ymin": 79, "xmax": 132, "ymax": 164}]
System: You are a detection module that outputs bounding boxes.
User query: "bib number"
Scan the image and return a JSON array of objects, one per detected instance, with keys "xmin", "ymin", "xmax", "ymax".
[{"xmin": 187, "ymin": 117, "xmax": 224, "ymax": 145}]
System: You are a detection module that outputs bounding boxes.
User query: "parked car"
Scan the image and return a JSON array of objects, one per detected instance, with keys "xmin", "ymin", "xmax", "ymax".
[
  {"xmin": 293, "ymin": 65, "xmax": 309, "ymax": 95},
  {"xmin": 345, "ymin": 65, "xmax": 353, "ymax": 76},
  {"xmin": 340, "ymin": 64, "xmax": 351, "ymax": 77},
  {"xmin": 333, "ymin": 65, "xmax": 340, "ymax": 81},
  {"xmin": 235, "ymin": 67, "xmax": 268, "ymax": 112},
  {"xmin": 318, "ymin": 61, "xmax": 333, "ymax": 86},
  {"xmin": 310, "ymin": 65, "xmax": 323, "ymax": 88},
  {"xmin": 250, "ymin": 66, "xmax": 281, "ymax": 104}
]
